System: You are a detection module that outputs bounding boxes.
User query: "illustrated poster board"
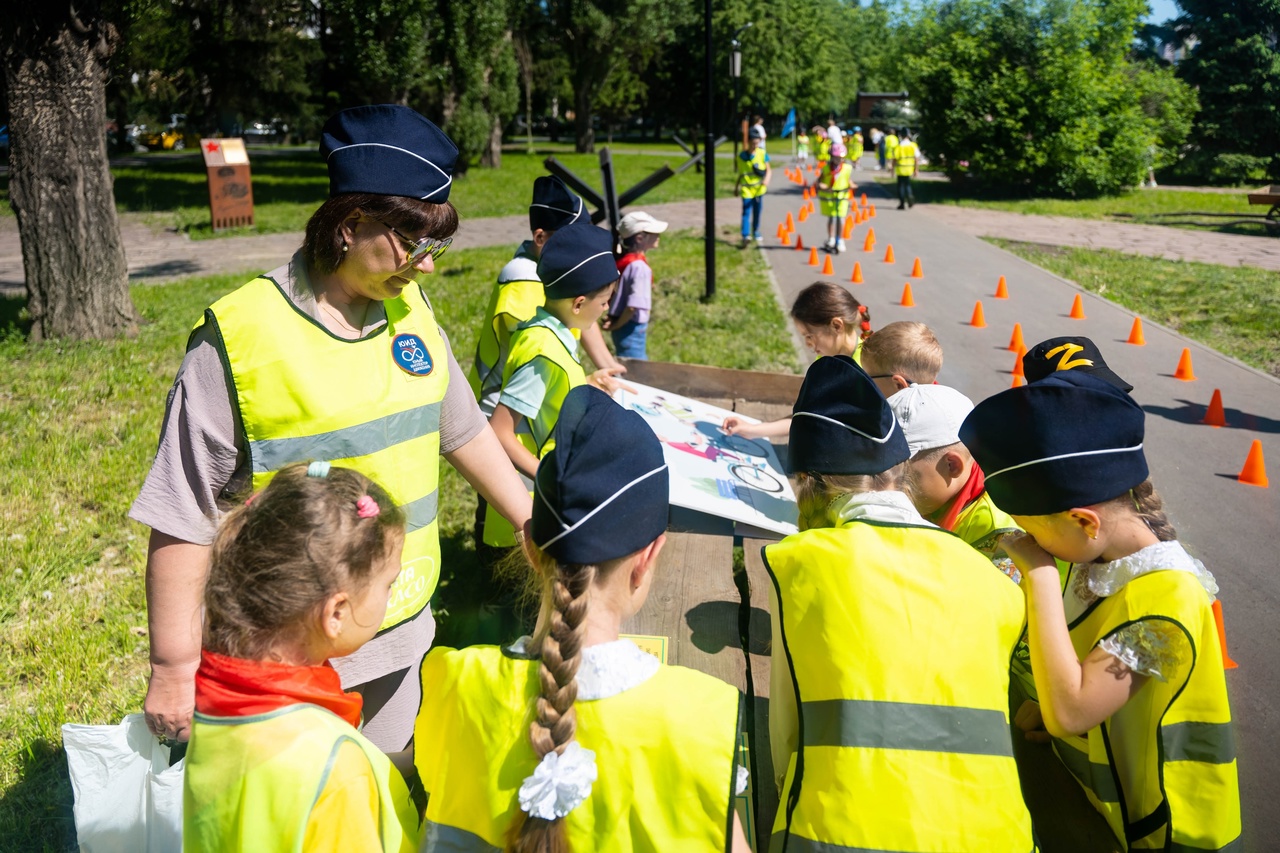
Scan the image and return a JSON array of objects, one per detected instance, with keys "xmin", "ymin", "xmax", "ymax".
[{"xmin": 613, "ymin": 381, "xmax": 798, "ymax": 537}]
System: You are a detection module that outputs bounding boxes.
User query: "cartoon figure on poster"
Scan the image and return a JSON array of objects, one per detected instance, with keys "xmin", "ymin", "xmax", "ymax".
[{"xmin": 614, "ymin": 382, "xmax": 798, "ymax": 536}]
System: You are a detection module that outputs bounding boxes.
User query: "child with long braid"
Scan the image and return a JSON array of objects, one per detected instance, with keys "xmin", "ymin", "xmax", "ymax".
[{"xmin": 415, "ymin": 386, "xmax": 750, "ymax": 852}]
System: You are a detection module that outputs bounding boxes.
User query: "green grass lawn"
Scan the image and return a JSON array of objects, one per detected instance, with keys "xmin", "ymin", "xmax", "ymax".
[
  {"xmin": 0, "ymin": 227, "xmax": 796, "ymax": 850},
  {"xmin": 0, "ymin": 143, "xmax": 738, "ymax": 240},
  {"xmin": 877, "ymin": 178, "xmax": 1270, "ymax": 235},
  {"xmin": 991, "ymin": 239, "xmax": 1280, "ymax": 378}
]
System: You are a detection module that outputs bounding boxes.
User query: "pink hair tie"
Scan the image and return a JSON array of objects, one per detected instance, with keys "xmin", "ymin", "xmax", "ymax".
[{"xmin": 355, "ymin": 496, "xmax": 380, "ymax": 519}]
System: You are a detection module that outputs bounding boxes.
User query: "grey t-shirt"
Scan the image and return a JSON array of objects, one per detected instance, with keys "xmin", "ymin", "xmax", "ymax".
[{"xmin": 129, "ymin": 254, "xmax": 485, "ymax": 544}]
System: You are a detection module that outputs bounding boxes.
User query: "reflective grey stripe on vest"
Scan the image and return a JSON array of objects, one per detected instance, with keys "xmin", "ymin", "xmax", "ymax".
[
  {"xmin": 424, "ymin": 820, "xmax": 500, "ymax": 852},
  {"xmin": 771, "ymin": 833, "xmax": 1034, "ymax": 853},
  {"xmin": 1054, "ymin": 737, "xmax": 1120, "ymax": 803},
  {"xmin": 402, "ymin": 489, "xmax": 440, "ymax": 533},
  {"xmin": 1169, "ymin": 836, "xmax": 1244, "ymax": 853},
  {"xmin": 249, "ymin": 400, "xmax": 442, "ymax": 474},
  {"xmin": 802, "ymin": 698, "xmax": 1013, "ymax": 757},
  {"xmin": 1163, "ymin": 720, "xmax": 1236, "ymax": 764}
]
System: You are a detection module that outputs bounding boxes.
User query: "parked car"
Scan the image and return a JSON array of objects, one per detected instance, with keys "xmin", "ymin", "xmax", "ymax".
[
  {"xmin": 242, "ymin": 119, "xmax": 288, "ymax": 144},
  {"xmin": 139, "ymin": 114, "xmax": 197, "ymax": 151}
]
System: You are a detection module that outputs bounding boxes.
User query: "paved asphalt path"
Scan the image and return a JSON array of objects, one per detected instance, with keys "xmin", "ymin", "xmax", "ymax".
[{"xmin": 756, "ymin": 165, "xmax": 1278, "ymax": 849}]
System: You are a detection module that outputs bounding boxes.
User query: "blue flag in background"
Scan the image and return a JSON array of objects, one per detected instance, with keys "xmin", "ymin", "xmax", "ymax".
[{"xmin": 780, "ymin": 108, "xmax": 796, "ymax": 138}]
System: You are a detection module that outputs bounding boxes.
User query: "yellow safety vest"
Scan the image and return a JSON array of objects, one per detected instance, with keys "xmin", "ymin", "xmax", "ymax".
[
  {"xmin": 952, "ymin": 490, "xmax": 1021, "ymax": 560},
  {"xmin": 851, "ymin": 132, "xmax": 864, "ymax": 159},
  {"xmin": 884, "ymin": 133, "xmax": 899, "ymax": 161},
  {"xmin": 763, "ymin": 518, "xmax": 1034, "ymax": 852},
  {"xmin": 414, "ymin": 645, "xmax": 741, "ymax": 852},
  {"xmin": 204, "ymin": 276, "xmax": 447, "ymax": 629},
  {"xmin": 483, "ymin": 308, "xmax": 585, "ymax": 546},
  {"xmin": 797, "ymin": 133, "xmax": 810, "ymax": 155},
  {"xmin": 468, "ymin": 246, "xmax": 544, "ymax": 416},
  {"xmin": 185, "ymin": 704, "xmax": 420, "ymax": 853},
  {"xmin": 738, "ymin": 147, "xmax": 769, "ymax": 198},
  {"xmin": 895, "ymin": 139, "xmax": 919, "ymax": 176},
  {"xmin": 1052, "ymin": 568, "xmax": 1241, "ymax": 851},
  {"xmin": 817, "ymin": 161, "xmax": 853, "ymax": 218}
]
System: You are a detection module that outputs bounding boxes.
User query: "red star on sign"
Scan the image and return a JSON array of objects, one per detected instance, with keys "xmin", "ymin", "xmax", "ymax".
[{"xmin": 205, "ymin": 141, "xmax": 220, "ymax": 153}]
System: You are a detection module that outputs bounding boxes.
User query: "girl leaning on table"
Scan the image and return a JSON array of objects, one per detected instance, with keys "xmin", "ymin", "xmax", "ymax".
[
  {"xmin": 414, "ymin": 385, "xmax": 751, "ymax": 852},
  {"xmin": 960, "ymin": 370, "xmax": 1242, "ymax": 852}
]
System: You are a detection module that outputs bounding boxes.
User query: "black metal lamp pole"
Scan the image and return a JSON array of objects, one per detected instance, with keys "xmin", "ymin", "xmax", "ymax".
[{"xmin": 704, "ymin": 0, "xmax": 716, "ymax": 300}]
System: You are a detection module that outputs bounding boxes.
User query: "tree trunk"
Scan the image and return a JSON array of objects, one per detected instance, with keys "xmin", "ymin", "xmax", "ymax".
[
  {"xmin": 3, "ymin": 9, "xmax": 134, "ymax": 341},
  {"xmin": 481, "ymin": 113, "xmax": 503, "ymax": 169},
  {"xmin": 574, "ymin": 86, "xmax": 594, "ymax": 153}
]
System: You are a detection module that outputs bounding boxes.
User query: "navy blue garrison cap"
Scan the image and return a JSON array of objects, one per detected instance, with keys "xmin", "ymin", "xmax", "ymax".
[
  {"xmin": 788, "ymin": 355, "xmax": 910, "ymax": 475},
  {"xmin": 537, "ymin": 222, "xmax": 620, "ymax": 300},
  {"xmin": 530, "ymin": 176, "xmax": 585, "ymax": 233},
  {"xmin": 532, "ymin": 386, "xmax": 669, "ymax": 565},
  {"xmin": 959, "ymin": 370, "xmax": 1148, "ymax": 516},
  {"xmin": 1022, "ymin": 336, "xmax": 1133, "ymax": 393},
  {"xmin": 320, "ymin": 105, "xmax": 458, "ymax": 201}
]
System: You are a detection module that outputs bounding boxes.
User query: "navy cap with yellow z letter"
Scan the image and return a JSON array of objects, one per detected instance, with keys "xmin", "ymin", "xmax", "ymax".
[
  {"xmin": 1022, "ymin": 336, "xmax": 1133, "ymax": 392},
  {"xmin": 532, "ymin": 386, "xmax": 669, "ymax": 565},
  {"xmin": 320, "ymin": 105, "xmax": 458, "ymax": 201},
  {"xmin": 959, "ymin": 371, "xmax": 1148, "ymax": 516},
  {"xmin": 788, "ymin": 355, "xmax": 910, "ymax": 476}
]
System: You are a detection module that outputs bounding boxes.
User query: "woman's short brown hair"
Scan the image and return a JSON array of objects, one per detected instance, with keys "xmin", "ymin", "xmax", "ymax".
[{"xmin": 302, "ymin": 193, "xmax": 460, "ymax": 275}]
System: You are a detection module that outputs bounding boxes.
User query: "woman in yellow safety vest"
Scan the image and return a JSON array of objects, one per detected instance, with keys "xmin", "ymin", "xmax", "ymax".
[
  {"xmin": 764, "ymin": 355, "xmax": 1034, "ymax": 853},
  {"xmin": 961, "ymin": 371, "xmax": 1242, "ymax": 852},
  {"xmin": 130, "ymin": 105, "xmax": 533, "ymax": 754},
  {"xmin": 183, "ymin": 463, "xmax": 420, "ymax": 852},
  {"xmin": 415, "ymin": 386, "xmax": 750, "ymax": 852}
]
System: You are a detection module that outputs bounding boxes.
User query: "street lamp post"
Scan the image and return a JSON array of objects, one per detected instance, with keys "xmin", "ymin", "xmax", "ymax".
[{"xmin": 703, "ymin": 0, "xmax": 715, "ymax": 300}]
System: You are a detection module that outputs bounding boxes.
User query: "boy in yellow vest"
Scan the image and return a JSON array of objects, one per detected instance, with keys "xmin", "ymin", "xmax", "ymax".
[{"xmin": 485, "ymin": 222, "xmax": 620, "ymax": 546}]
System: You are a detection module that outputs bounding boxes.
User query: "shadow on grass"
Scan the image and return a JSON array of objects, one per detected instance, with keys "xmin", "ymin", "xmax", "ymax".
[
  {"xmin": 431, "ymin": 529, "xmax": 533, "ymax": 650},
  {"xmin": 0, "ymin": 737, "xmax": 76, "ymax": 852},
  {"xmin": 0, "ymin": 291, "xmax": 32, "ymax": 341}
]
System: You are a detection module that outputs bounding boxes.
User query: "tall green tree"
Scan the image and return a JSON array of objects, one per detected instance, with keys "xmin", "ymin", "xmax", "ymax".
[
  {"xmin": 909, "ymin": 0, "xmax": 1194, "ymax": 196},
  {"xmin": 431, "ymin": 0, "xmax": 519, "ymax": 169},
  {"xmin": 1176, "ymin": 0, "xmax": 1280, "ymax": 181}
]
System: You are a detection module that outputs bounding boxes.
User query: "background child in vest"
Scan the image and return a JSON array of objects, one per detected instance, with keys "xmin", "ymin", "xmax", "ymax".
[
  {"xmin": 849, "ymin": 125, "xmax": 864, "ymax": 168},
  {"xmin": 486, "ymin": 222, "xmax": 621, "ymax": 547},
  {"xmin": 183, "ymin": 462, "xmax": 419, "ymax": 853},
  {"xmin": 813, "ymin": 141, "xmax": 853, "ymax": 253},
  {"xmin": 764, "ymin": 356, "xmax": 1034, "ymax": 851},
  {"xmin": 735, "ymin": 126, "xmax": 772, "ymax": 245},
  {"xmin": 605, "ymin": 211, "xmax": 667, "ymax": 361},
  {"xmin": 415, "ymin": 386, "xmax": 750, "ymax": 852},
  {"xmin": 893, "ymin": 129, "xmax": 919, "ymax": 210},
  {"xmin": 721, "ymin": 281, "xmax": 871, "ymax": 440},
  {"xmin": 796, "ymin": 129, "xmax": 810, "ymax": 165},
  {"xmin": 857, "ymin": 319, "xmax": 943, "ymax": 400},
  {"xmin": 961, "ymin": 372, "xmax": 1241, "ymax": 852}
]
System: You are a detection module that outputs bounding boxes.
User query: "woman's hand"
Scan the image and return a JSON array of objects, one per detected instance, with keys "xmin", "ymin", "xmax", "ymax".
[{"xmin": 1014, "ymin": 699, "xmax": 1051, "ymax": 743}]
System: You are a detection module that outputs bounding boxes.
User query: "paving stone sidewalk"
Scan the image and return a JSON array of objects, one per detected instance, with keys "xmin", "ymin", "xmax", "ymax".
[{"xmin": 917, "ymin": 203, "xmax": 1280, "ymax": 271}]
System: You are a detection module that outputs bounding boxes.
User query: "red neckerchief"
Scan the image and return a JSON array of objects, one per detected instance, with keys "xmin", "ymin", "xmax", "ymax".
[
  {"xmin": 936, "ymin": 462, "xmax": 987, "ymax": 532},
  {"xmin": 617, "ymin": 251, "xmax": 645, "ymax": 272},
  {"xmin": 194, "ymin": 649, "xmax": 363, "ymax": 728}
]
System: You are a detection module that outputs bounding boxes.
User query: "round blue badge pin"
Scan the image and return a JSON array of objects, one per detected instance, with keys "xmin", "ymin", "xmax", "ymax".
[{"xmin": 392, "ymin": 333, "xmax": 434, "ymax": 376}]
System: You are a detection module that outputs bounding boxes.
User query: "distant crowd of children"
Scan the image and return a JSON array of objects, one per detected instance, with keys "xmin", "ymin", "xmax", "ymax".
[{"xmin": 166, "ymin": 110, "xmax": 1240, "ymax": 853}]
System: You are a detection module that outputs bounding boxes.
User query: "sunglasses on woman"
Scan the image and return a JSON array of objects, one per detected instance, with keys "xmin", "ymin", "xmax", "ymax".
[{"xmin": 377, "ymin": 219, "xmax": 452, "ymax": 265}]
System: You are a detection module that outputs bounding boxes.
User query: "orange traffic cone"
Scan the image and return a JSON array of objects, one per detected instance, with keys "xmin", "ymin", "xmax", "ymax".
[
  {"xmin": 794, "ymin": 235, "xmax": 804, "ymax": 251},
  {"xmin": 900, "ymin": 283, "xmax": 915, "ymax": 307},
  {"xmin": 850, "ymin": 262, "xmax": 863, "ymax": 284},
  {"xmin": 821, "ymin": 255, "xmax": 834, "ymax": 275},
  {"xmin": 808, "ymin": 200, "xmax": 816, "ymax": 215},
  {"xmin": 994, "ymin": 276, "xmax": 1009, "ymax": 299},
  {"xmin": 1012, "ymin": 346, "xmax": 1026, "ymax": 378},
  {"xmin": 780, "ymin": 230, "xmax": 791, "ymax": 247},
  {"xmin": 807, "ymin": 247, "xmax": 819, "ymax": 267},
  {"xmin": 842, "ymin": 216, "xmax": 854, "ymax": 240},
  {"xmin": 1203, "ymin": 389, "xmax": 1227, "ymax": 428},
  {"xmin": 883, "ymin": 244, "xmax": 896, "ymax": 263},
  {"xmin": 1238, "ymin": 440, "xmax": 1268, "ymax": 487},
  {"xmin": 863, "ymin": 232, "xmax": 875, "ymax": 253},
  {"xmin": 785, "ymin": 212, "xmax": 795, "ymax": 231},
  {"xmin": 799, "ymin": 206, "xmax": 809, "ymax": 223},
  {"xmin": 910, "ymin": 257, "xmax": 923, "ymax": 278},
  {"xmin": 1069, "ymin": 294, "xmax": 1086, "ymax": 320},
  {"xmin": 1126, "ymin": 317, "xmax": 1146, "ymax": 346},
  {"xmin": 1007, "ymin": 323, "xmax": 1025, "ymax": 353},
  {"xmin": 776, "ymin": 223, "xmax": 785, "ymax": 240},
  {"xmin": 869, "ymin": 204, "xmax": 877, "ymax": 217},
  {"xmin": 803, "ymin": 186, "xmax": 811, "ymax": 200},
  {"xmin": 970, "ymin": 301, "xmax": 987, "ymax": 328},
  {"xmin": 860, "ymin": 193, "xmax": 868, "ymax": 207},
  {"xmin": 1174, "ymin": 348, "xmax": 1197, "ymax": 381},
  {"xmin": 1212, "ymin": 600, "xmax": 1240, "ymax": 669},
  {"xmin": 1011, "ymin": 373, "xmax": 1026, "ymax": 387},
  {"xmin": 855, "ymin": 209, "xmax": 865, "ymax": 224}
]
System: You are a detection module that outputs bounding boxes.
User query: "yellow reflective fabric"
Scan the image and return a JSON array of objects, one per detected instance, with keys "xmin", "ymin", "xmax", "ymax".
[
  {"xmin": 952, "ymin": 490, "xmax": 1022, "ymax": 560},
  {"xmin": 1053, "ymin": 569, "xmax": 1241, "ymax": 852},
  {"xmin": 738, "ymin": 147, "xmax": 769, "ymax": 199},
  {"xmin": 817, "ymin": 136, "xmax": 831, "ymax": 164},
  {"xmin": 206, "ymin": 277, "xmax": 447, "ymax": 629},
  {"xmin": 468, "ymin": 252, "xmax": 544, "ymax": 414},
  {"xmin": 764, "ymin": 519, "xmax": 1033, "ymax": 852},
  {"xmin": 884, "ymin": 133, "xmax": 900, "ymax": 162},
  {"xmin": 185, "ymin": 705, "xmax": 419, "ymax": 853},
  {"xmin": 895, "ymin": 140, "xmax": 919, "ymax": 176},
  {"xmin": 483, "ymin": 311, "xmax": 585, "ymax": 546},
  {"xmin": 817, "ymin": 161, "xmax": 853, "ymax": 218},
  {"xmin": 850, "ymin": 132, "xmax": 864, "ymax": 160},
  {"xmin": 414, "ymin": 646, "xmax": 741, "ymax": 852}
]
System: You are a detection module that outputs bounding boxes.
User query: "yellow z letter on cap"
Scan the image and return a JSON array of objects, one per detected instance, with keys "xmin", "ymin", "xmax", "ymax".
[{"xmin": 1046, "ymin": 343, "xmax": 1094, "ymax": 372}]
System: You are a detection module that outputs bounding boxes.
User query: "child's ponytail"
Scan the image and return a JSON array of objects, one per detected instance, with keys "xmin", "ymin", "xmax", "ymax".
[
  {"xmin": 1130, "ymin": 479, "xmax": 1177, "ymax": 542},
  {"xmin": 508, "ymin": 549, "xmax": 596, "ymax": 853}
]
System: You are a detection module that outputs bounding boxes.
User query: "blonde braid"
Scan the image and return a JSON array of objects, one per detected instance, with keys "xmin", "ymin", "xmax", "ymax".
[{"xmin": 1131, "ymin": 479, "xmax": 1177, "ymax": 542}]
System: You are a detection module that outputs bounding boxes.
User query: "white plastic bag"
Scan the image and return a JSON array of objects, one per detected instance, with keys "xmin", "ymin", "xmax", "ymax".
[{"xmin": 62, "ymin": 713, "xmax": 184, "ymax": 852}]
